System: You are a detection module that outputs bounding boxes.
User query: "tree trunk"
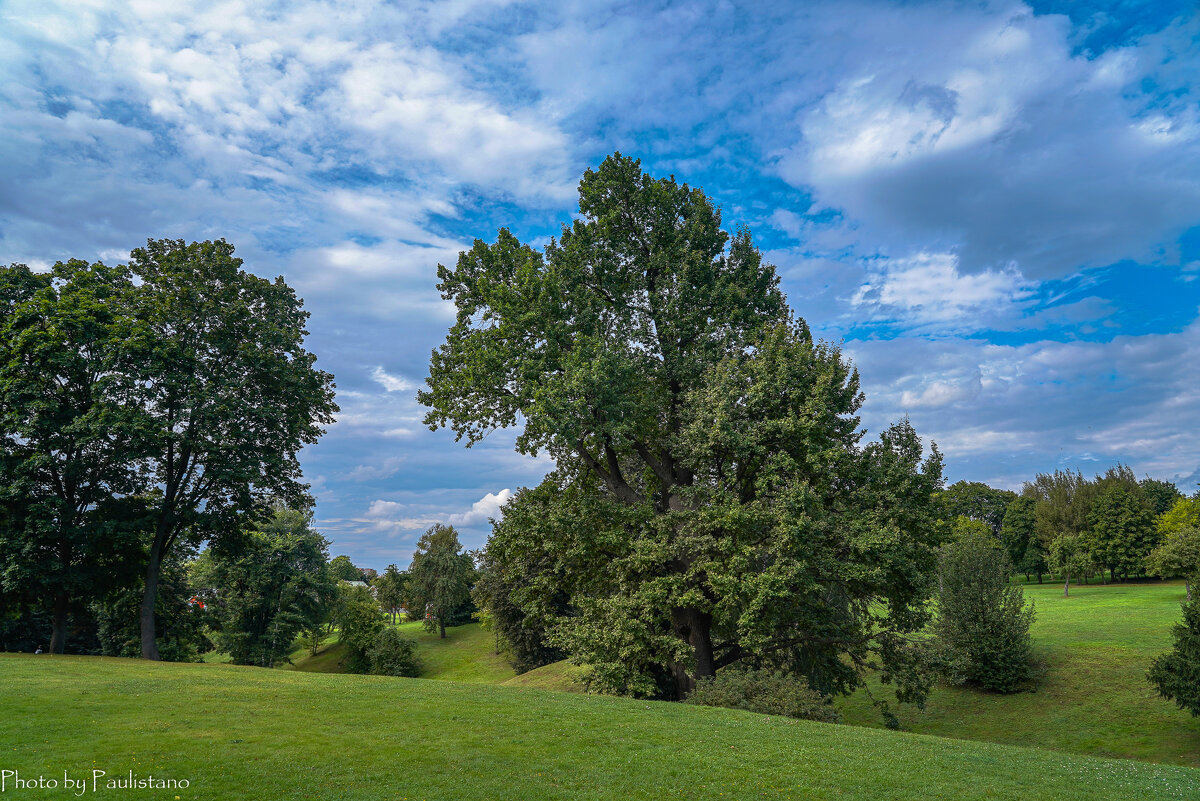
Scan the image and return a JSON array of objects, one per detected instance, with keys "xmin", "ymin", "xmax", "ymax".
[
  {"xmin": 49, "ymin": 591, "xmax": 69, "ymax": 654},
  {"xmin": 1063, "ymin": 572, "xmax": 1070, "ymax": 598},
  {"xmin": 670, "ymin": 607, "xmax": 716, "ymax": 699},
  {"xmin": 1037, "ymin": 571, "xmax": 1043, "ymax": 584},
  {"xmin": 140, "ymin": 533, "xmax": 165, "ymax": 660},
  {"xmin": 438, "ymin": 619, "xmax": 446, "ymax": 639}
]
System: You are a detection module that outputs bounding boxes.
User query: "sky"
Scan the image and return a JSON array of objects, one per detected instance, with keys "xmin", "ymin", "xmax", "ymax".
[{"xmin": 2, "ymin": 0, "xmax": 1199, "ymax": 570}]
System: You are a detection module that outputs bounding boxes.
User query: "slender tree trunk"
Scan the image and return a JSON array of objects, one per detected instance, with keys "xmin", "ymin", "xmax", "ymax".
[
  {"xmin": 1063, "ymin": 572, "xmax": 1070, "ymax": 598},
  {"xmin": 49, "ymin": 591, "xmax": 69, "ymax": 654},
  {"xmin": 140, "ymin": 532, "xmax": 165, "ymax": 660},
  {"xmin": 438, "ymin": 619, "xmax": 446, "ymax": 639}
]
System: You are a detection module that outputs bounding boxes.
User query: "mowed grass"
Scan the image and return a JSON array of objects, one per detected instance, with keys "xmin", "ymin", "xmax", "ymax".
[
  {"xmin": 839, "ymin": 579, "xmax": 1200, "ymax": 766},
  {"xmin": 2, "ymin": 655, "xmax": 1199, "ymax": 801},
  {"xmin": 286, "ymin": 621, "xmax": 515, "ymax": 684}
]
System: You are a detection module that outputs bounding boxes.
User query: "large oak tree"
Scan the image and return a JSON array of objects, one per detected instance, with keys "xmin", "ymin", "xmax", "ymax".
[{"xmin": 421, "ymin": 155, "xmax": 944, "ymax": 700}]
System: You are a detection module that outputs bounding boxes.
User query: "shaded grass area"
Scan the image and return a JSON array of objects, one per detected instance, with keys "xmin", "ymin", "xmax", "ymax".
[
  {"xmin": 2, "ymin": 655, "xmax": 1198, "ymax": 801},
  {"xmin": 839, "ymin": 579, "xmax": 1200, "ymax": 766}
]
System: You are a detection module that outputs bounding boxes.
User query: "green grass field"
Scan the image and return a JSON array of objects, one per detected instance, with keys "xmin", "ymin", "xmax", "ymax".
[
  {"xmin": 838, "ymin": 579, "xmax": 1200, "ymax": 766},
  {"xmin": 285, "ymin": 620, "xmax": 516, "ymax": 683},
  {"xmin": 2, "ymin": 654, "xmax": 1198, "ymax": 800}
]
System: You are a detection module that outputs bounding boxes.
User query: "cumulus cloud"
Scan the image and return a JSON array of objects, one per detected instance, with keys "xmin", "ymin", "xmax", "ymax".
[
  {"xmin": 781, "ymin": 5, "xmax": 1200, "ymax": 277},
  {"xmin": 359, "ymin": 489, "xmax": 513, "ymax": 535},
  {"xmin": 850, "ymin": 252, "xmax": 1034, "ymax": 330}
]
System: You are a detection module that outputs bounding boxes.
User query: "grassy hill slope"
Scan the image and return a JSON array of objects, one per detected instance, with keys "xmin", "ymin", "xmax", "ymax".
[
  {"xmin": 285, "ymin": 621, "xmax": 515, "ymax": 683},
  {"xmin": 3, "ymin": 654, "xmax": 1199, "ymax": 801},
  {"xmin": 839, "ymin": 580, "xmax": 1200, "ymax": 766}
]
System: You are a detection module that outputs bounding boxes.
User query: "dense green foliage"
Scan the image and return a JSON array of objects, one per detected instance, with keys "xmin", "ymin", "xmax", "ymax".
[
  {"xmin": 126, "ymin": 239, "xmax": 338, "ymax": 659},
  {"xmin": 1146, "ymin": 527, "xmax": 1200, "ymax": 599},
  {"xmin": 336, "ymin": 584, "xmax": 386, "ymax": 673},
  {"xmin": 408, "ymin": 524, "xmax": 474, "ymax": 638},
  {"xmin": 423, "ymin": 154, "xmax": 944, "ymax": 703},
  {"xmin": 329, "ymin": 555, "xmax": 363, "ymax": 583},
  {"xmin": 0, "ymin": 261, "xmax": 147, "ymax": 652},
  {"xmin": 95, "ymin": 549, "xmax": 212, "ymax": 662},
  {"xmin": 1084, "ymin": 484, "xmax": 1158, "ymax": 581},
  {"xmin": 686, "ymin": 667, "xmax": 839, "ymax": 722},
  {"xmin": 193, "ymin": 508, "xmax": 335, "ymax": 668},
  {"xmin": 1000, "ymin": 496, "xmax": 1044, "ymax": 581},
  {"xmin": 373, "ymin": 563, "xmax": 408, "ymax": 623},
  {"xmin": 1141, "ymin": 478, "xmax": 1183, "ymax": 516},
  {"xmin": 940, "ymin": 481, "xmax": 1015, "ymax": 536},
  {"xmin": 935, "ymin": 535, "xmax": 1034, "ymax": 693},
  {"xmin": 367, "ymin": 627, "xmax": 422, "ymax": 677},
  {"xmin": 1148, "ymin": 594, "xmax": 1200, "ymax": 717},
  {"xmin": 0, "ymin": 242, "xmax": 337, "ymax": 661}
]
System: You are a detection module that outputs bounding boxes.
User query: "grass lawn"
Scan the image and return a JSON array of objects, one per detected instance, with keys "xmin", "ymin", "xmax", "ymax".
[
  {"xmin": 838, "ymin": 579, "xmax": 1200, "ymax": 766},
  {"xmin": 285, "ymin": 621, "xmax": 516, "ymax": 684},
  {"xmin": 3, "ymin": 654, "xmax": 1199, "ymax": 801}
]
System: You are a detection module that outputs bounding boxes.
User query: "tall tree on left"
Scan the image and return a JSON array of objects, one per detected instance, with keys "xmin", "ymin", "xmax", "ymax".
[
  {"xmin": 0, "ymin": 261, "xmax": 147, "ymax": 653},
  {"xmin": 126, "ymin": 240, "xmax": 338, "ymax": 660}
]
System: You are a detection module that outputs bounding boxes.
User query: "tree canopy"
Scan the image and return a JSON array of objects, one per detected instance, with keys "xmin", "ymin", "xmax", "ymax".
[{"xmin": 423, "ymin": 154, "xmax": 944, "ymax": 702}]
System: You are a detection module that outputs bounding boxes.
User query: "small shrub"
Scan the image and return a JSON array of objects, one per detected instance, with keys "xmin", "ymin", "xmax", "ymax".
[
  {"xmin": 367, "ymin": 628, "xmax": 422, "ymax": 677},
  {"xmin": 685, "ymin": 668, "xmax": 838, "ymax": 723},
  {"xmin": 936, "ymin": 535, "xmax": 1035, "ymax": 692}
]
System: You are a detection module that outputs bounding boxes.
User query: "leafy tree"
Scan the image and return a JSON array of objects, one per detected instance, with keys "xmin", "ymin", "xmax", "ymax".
[
  {"xmin": 1000, "ymin": 496, "xmax": 1043, "ymax": 582},
  {"xmin": 1146, "ymin": 528, "xmax": 1200, "ymax": 601},
  {"xmin": 367, "ymin": 627, "xmax": 422, "ymax": 677},
  {"xmin": 408, "ymin": 524, "xmax": 473, "ymax": 639},
  {"xmin": 192, "ymin": 507, "xmax": 336, "ymax": 668},
  {"xmin": 373, "ymin": 564, "xmax": 408, "ymax": 624},
  {"xmin": 1025, "ymin": 469, "xmax": 1094, "ymax": 549},
  {"xmin": 1141, "ymin": 478, "xmax": 1182, "ymax": 516},
  {"xmin": 421, "ymin": 154, "xmax": 945, "ymax": 702},
  {"xmin": 335, "ymin": 583, "xmax": 386, "ymax": 673},
  {"xmin": 1159, "ymin": 497, "xmax": 1200, "ymax": 541},
  {"xmin": 125, "ymin": 239, "xmax": 337, "ymax": 659},
  {"xmin": 473, "ymin": 488, "xmax": 570, "ymax": 672},
  {"xmin": 329, "ymin": 555, "xmax": 362, "ymax": 583},
  {"xmin": 1047, "ymin": 533, "xmax": 1093, "ymax": 597},
  {"xmin": 935, "ymin": 534, "xmax": 1034, "ymax": 692},
  {"xmin": 94, "ymin": 546, "xmax": 212, "ymax": 662},
  {"xmin": 940, "ymin": 481, "xmax": 1016, "ymax": 537},
  {"xmin": 1148, "ymin": 594, "xmax": 1200, "ymax": 717},
  {"xmin": 0, "ymin": 261, "xmax": 147, "ymax": 652},
  {"xmin": 1084, "ymin": 485, "xmax": 1158, "ymax": 582}
]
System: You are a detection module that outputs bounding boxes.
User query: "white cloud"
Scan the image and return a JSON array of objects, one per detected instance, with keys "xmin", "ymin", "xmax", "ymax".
[
  {"xmin": 850, "ymin": 251, "xmax": 1034, "ymax": 330},
  {"xmin": 371, "ymin": 366, "xmax": 416, "ymax": 393},
  {"xmin": 447, "ymin": 489, "xmax": 513, "ymax": 527},
  {"xmin": 360, "ymin": 489, "xmax": 513, "ymax": 535},
  {"xmin": 346, "ymin": 456, "xmax": 405, "ymax": 482}
]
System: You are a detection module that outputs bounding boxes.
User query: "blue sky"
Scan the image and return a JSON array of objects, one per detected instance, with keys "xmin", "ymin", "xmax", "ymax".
[{"xmin": 2, "ymin": 0, "xmax": 1199, "ymax": 569}]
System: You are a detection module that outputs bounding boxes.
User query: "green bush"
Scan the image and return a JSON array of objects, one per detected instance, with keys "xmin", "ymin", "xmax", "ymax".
[
  {"xmin": 1148, "ymin": 593, "xmax": 1200, "ymax": 716},
  {"xmin": 685, "ymin": 668, "xmax": 838, "ymax": 723},
  {"xmin": 936, "ymin": 535, "xmax": 1035, "ymax": 693},
  {"xmin": 337, "ymin": 585, "xmax": 386, "ymax": 674},
  {"xmin": 367, "ymin": 627, "xmax": 422, "ymax": 677}
]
